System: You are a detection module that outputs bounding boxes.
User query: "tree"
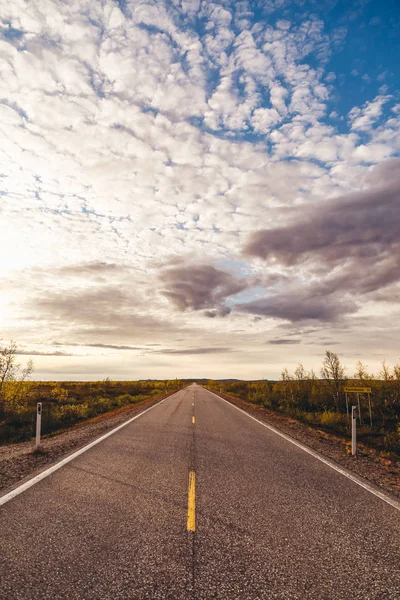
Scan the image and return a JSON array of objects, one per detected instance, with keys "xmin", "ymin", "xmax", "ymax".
[
  {"xmin": 379, "ymin": 360, "xmax": 400, "ymax": 419},
  {"xmin": 281, "ymin": 368, "xmax": 296, "ymax": 409},
  {"xmin": 354, "ymin": 361, "xmax": 372, "ymax": 382},
  {"xmin": 294, "ymin": 363, "xmax": 316, "ymax": 411},
  {"xmin": 0, "ymin": 341, "xmax": 33, "ymax": 415},
  {"xmin": 354, "ymin": 361, "xmax": 373, "ymax": 426},
  {"xmin": 321, "ymin": 351, "xmax": 346, "ymax": 412}
]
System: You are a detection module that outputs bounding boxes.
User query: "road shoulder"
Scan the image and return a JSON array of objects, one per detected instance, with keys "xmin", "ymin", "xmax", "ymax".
[
  {"xmin": 208, "ymin": 388, "xmax": 400, "ymax": 500},
  {"xmin": 0, "ymin": 392, "xmax": 176, "ymax": 495}
]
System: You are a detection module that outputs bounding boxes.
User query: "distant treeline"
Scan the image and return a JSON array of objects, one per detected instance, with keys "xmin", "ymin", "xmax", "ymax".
[{"xmin": 206, "ymin": 352, "xmax": 400, "ymax": 457}]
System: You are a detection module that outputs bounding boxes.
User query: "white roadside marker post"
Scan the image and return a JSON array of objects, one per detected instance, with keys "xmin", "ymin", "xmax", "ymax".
[
  {"xmin": 36, "ymin": 402, "xmax": 42, "ymax": 452},
  {"xmin": 351, "ymin": 405, "xmax": 357, "ymax": 456}
]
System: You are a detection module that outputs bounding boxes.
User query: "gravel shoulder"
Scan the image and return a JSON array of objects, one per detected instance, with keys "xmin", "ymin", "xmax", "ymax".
[
  {"xmin": 0, "ymin": 392, "xmax": 174, "ymax": 495},
  {"xmin": 210, "ymin": 389, "xmax": 400, "ymax": 500}
]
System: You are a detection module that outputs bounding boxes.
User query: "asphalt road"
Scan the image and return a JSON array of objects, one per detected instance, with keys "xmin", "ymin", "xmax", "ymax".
[{"xmin": 1, "ymin": 385, "xmax": 399, "ymax": 599}]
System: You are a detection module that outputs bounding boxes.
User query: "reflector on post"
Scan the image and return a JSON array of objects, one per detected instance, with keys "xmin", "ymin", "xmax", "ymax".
[
  {"xmin": 351, "ymin": 405, "xmax": 357, "ymax": 456},
  {"xmin": 36, "ymin": 402, "xmax": 42, "ymax": 451}
]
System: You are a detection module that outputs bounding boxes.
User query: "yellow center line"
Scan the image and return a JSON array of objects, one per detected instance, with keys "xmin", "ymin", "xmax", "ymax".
[
  {"xmin": 187, "ymin": 471, "xmax": 196, "ymax": 532},
  {"xmin": 192, "ymin": 416, "xmax": 195, "ymax": 424},
  {"xmin": 192, "ymin": 402, "xmax": 194, "ymax": 406}
]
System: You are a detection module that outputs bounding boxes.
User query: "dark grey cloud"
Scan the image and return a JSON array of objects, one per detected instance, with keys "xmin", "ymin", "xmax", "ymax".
[
  {"xmin": 159, "ymin": 263, "xmax": 249, "ymax": 313},
  {"xmin": 203, "ymin": 306, "xmax": 232, "ymax": 318},
  {"xmin": 238, "ymin": 292, "xmax": 357, "ymax": 322},
  {"xmin": 244, "ymin": 159, "xmax": 400, "ymax": 288},
  {"xmin": 240, "ymin": 159, "xmax": 400, "ymax": 322}
]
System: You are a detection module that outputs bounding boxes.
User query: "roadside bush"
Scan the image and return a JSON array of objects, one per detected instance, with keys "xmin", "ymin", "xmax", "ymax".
[
  {"xmin": 55, "ymin": 403, "xmax": 90, "ymax": 424},
  {"xmin": 263, "ymin": 391, "xmax": 280, "ymax": 410},
  {"xmin": 115, "ymin": 394, "xmax": 137, "ymax": 407},
  {"xmin": 90, "ymin": 397, "xmax": 113, "ymax": 415},
  {"xmin": 383, "ymin": 430, "xmax": 400, "ymax": 455},
  {"xmin": 49, "ymin": 383, "xmax": 69, "ymax": 403},
  {"xmin": 247, "ymin": 383, "xmax": 270, "ymax": 405},
  {"xmin": 317, "ymin": 410, "xmax": 346, "ymax": 430}
]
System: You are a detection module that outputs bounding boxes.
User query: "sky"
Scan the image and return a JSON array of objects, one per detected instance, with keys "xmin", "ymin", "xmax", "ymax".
[{"xmin": 0, "ymin": 0, "xmax": 400, "ymax": 381}]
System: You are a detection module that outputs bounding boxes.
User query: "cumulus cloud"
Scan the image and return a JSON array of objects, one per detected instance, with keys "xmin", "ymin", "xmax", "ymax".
[{"xmin": 349, "ymin": 95, "xmax": 391, "ymax": 131}]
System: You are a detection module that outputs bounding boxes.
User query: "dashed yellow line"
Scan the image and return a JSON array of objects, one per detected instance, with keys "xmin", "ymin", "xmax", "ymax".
[
  {"xmin": 192, "ymin": 416, "xmax": 195, "ymax": 424},
  {"xmin": 187, "ymin": 471, "xmax": 196, "ymax": 532}
]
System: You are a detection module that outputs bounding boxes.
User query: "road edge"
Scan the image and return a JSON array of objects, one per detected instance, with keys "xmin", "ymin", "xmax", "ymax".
[
  {"xmin": 205, "ymin": 387, "xmax": 400, "ymax": 513},
  {"xmin": 0, "ymin": 390, "xmax": 182, "ymax": 507}
]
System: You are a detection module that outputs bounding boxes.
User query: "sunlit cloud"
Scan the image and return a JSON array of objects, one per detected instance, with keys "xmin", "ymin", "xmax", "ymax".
[{"xmin": 0, "ymin": 0, "xmax": 399, "ymax": 379}]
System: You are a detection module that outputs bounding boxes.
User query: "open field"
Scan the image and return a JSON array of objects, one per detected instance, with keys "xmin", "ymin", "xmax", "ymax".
[{"xmin": 0, "ymin": 379, "xmax": 184, "ymax": 444}]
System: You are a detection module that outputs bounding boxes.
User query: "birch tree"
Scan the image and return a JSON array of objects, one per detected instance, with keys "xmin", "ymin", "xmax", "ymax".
[
  {"xmin": 321, "ymin": 351, "xmax": 346, "ymax": 412},
  {"xmin": 0, "ymin": 341, "xmax": 33, "ymax": 415}
]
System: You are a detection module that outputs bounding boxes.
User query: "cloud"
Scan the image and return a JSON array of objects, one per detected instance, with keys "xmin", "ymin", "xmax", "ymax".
[
  {"xmin": 153, "ymin": 347, "xmax": 233, "ymax": 355},
  {"xmin": 244, "ymin": 158, "xmax": 400, "ymax": 275},
  {"xmin": 57, "ymin": 262, "xmax": 122, "ymax": 277},
  {"xmin": 203, "ymin": 306, "xmax": 232, "ymax": 318},
  {"xmin": 53, "ymin": 342, "xmax": 144, "ymax": 351},
  {"xmin": 268, "ymin": 339, "xmax": 301, "ymax": 345},
  {"xmin": 241, "ymin": 159, "xmax": 400, "ymax": 321},
  {"xmin": 159, "ymin": 263, "xmax": 249, "ymax": 313},
  {"xmin": 16, "ymin": 349, "xmax": 76, "ymax": 356},
  {"xmin": 0, "ymin": 0, "xmax": 399, "ymax": 378},
  {"xmin": 23, "ymin": 285, "xmax": 172, "ymax": 344},
  {"xmin": 238, "ymin": 292, "xmax": 357, "ymax": 322},
  {"xmin": 349, "ymin": 95, "xmax": 391, "ymax": 131},
  {"xmin": 32, "ymin": 287, "xmax": 130, "ymax": 323},
  {"xmin": 83, "ymin": 343, "xmax": 141, "ymax": 350}
]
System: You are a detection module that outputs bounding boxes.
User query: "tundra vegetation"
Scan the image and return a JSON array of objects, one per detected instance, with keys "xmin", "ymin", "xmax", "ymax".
[
  {"xmin": 1, "ymin": 342, "xmax": 399, "ymax": 456},
  {"xmin": 207, "ymin": 351, "xmax": 400, "ymax": 457},
  {"xmin": 0, "ymin": 341, "xmax": 182, "ymax": 444}
]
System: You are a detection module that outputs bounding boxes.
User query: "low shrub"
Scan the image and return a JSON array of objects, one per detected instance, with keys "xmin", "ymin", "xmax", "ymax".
[
  {"xmin": 317, "ymin": 410, "xmax": 347, "ymax": 430},
  {"xmin": 0, "ymin": 378, "xmax": 179, "ymax": 444},
  {"xmin": 115, "ymin": 394, "xmax": 137, "ymax": 407},
  {"xmin": 89, "ymin": 397, "xmax": 113, "ymax": 415},
  {"xmin": 383, "ymin": 430, "xmax": 400, "ymax": 454},
  {"xmin": 54, "ymin": 403, "xmax": 90, "ymax": 424}
]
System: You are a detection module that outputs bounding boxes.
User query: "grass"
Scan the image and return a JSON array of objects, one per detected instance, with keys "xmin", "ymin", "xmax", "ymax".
[{"xmin": 0, "ymin": 380, "xmax": 182, "ymax": 444}]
